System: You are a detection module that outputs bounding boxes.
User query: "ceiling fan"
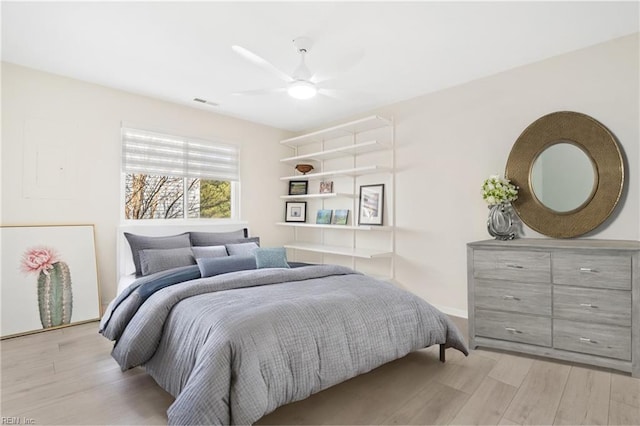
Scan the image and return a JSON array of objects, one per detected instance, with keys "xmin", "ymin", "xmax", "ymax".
[{"xmin": 232, "ymin": 37, "xmax": 333, "ymax": 100}]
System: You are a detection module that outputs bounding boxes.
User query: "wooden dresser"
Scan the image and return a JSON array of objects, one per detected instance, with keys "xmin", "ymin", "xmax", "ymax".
[{"xmin": 467, "ymin": 239, "xmax": 640, "ymax": 377}]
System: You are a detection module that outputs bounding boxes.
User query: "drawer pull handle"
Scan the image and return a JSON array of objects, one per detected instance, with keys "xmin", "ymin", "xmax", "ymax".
[
  {"xmin": 504, "ymin": 327, "xmax": 521, "ymax": 334},
  {"xmin": 506, "ymin": 264, "xmax": 524, "ymax": 269},
  {"xmin": 579, "ymin": 267, "xmax": 598, "ymax": 273},
  {"xmin": 579, "ymin": 337, "xmax": 596, "ymax": 344},
  {"xmin": 503, "ymin": 295, "xmax": 520, "ymax": 301},
  {"xmin": 579, "ymin": 303, "xmax": 597, "ymax": 308}
]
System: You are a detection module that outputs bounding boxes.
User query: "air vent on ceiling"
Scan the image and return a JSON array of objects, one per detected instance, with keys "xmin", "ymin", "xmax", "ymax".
[{"xmin": 193, "ymin": 98, "xmax": 219, "ymax": 107}]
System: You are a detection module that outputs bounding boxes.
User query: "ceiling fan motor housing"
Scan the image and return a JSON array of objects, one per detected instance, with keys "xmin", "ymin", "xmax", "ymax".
[
  {"xmin": 291, "ymin": 37, "xmax": 314, "ymax": 82},
  {"xmin": 293, "ymin": 37, "xmax": 313, "ymax": 53}
]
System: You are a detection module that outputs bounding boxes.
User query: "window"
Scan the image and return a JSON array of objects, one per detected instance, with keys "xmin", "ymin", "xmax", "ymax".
[{"xmin": 122, "ymin": 127, "xmax": 239, "ymax": 220}]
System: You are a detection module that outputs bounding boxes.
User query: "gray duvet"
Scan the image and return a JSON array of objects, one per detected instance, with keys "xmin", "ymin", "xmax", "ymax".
[{"xmin": 100, "ymin": 264, "xmax": 468, "ymax": 425}]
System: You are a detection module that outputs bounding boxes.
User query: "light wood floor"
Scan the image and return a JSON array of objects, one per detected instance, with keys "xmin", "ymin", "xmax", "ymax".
[{"xmin": 1, "ymin": 318, "xmax": 638, "ymax": 425}]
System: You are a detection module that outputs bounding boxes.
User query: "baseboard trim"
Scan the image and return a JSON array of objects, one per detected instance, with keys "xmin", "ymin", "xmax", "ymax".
[{"xmin": 432, "ymin": 304, "xmax": 468, "ymax": 319}]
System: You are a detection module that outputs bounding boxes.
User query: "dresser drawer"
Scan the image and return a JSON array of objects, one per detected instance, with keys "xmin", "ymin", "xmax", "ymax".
[
  {"xmin": 554, "ymin": 319, "xmax": 631, "ymax": 361},
  {"xmin": 474, "ymin": 250, "xmax": 550, "ymax": 283},
  {"xmin": 475, "ymin": 309, "xmax": 551, "ymax": 347},
  {"xmin": 553, "ymin": 286, "xmax": 631, "ymax": 326},
  {"xmin": 475, "ymin": 280, "xmax": 551, "ymax": 316},
  {"xmin": 553, "ymin": 253, "xmax": 631, "ymax": 290}
]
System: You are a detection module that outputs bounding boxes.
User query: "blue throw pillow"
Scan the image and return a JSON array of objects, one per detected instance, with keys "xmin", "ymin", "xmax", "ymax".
[
  {"xmin": 196, "ymin": 255, "xmax": 257, "ymax": 278},
  {"xmin": 254, "ymin": 247, "xmax": 290, "ymax": 269}
]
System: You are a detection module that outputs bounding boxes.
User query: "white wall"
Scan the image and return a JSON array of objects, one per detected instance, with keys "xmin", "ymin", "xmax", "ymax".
[
  {"xmin": 1, "ymin": 62, "xmax": 293, "ymax": 304},
  {"xmin": 395, "ymin": 33, "xmax": 640, "ymax": 315},
  {"xmin": 317, "ymin": 34, "xmax": 640, "ymax": 316},
  {"xmin": 3, "ymin": 33, "xmax": 638, "ymax": 317}
]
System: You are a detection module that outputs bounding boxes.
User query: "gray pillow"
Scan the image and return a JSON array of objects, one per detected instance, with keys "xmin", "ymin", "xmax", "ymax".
[
  {"xmin": 254, "ymin": 247, "xmax": 290, "ymax": 269},
  {"xmin": 191, "ymin": 245, "xmax": 228, "ymax": 259},
  {"xmin": 124, "ymin": 232, "xmax": 191, "ymax": 277},
  {"xmin": 189, "ymin": 229, "xmax": 248, "ymax": 246},
  {"xmin": 196, "ymin": 255, "xmax": 257, "ymax": 278},
  {"xmin": 225, "ymin": 241, "xmax": 260, "ymax": 256},
  {"xmin": 228, "ymin": 236, "xmax": 260, "ymax": 246},
  {"xmin": 139, "ymin": 247, "xmax": 196, "ymax": 276}
]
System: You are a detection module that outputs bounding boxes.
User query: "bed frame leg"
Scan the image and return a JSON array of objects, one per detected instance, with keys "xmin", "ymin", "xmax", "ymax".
[{"xmin": 439, "ymin": 344, "xmax": 445, "ymax": 362}]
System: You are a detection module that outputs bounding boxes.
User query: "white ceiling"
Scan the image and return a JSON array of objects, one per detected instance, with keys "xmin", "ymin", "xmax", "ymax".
[{"xmin": 2, "ymin": 2, "xmax": 638, "ymax": 132}]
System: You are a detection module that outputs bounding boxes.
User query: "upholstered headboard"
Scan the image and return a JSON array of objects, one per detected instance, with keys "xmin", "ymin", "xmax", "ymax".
[{"xmin": 116, "ymin": 221, "xmax": 250, "ymax": 279}]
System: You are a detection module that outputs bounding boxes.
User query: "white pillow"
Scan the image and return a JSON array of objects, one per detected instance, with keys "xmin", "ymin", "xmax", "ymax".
[
  {"xmin": 225, "ymin": 242, "xmax": 259, "ymax": 256},
  {"xmin": 191, "ymin": 245, "xmax": 228, "ymax": 259}
]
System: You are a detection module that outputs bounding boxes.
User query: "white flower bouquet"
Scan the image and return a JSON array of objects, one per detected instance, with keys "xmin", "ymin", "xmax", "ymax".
[{"xmin": 482, "ymin": 174, "xmax": 518, "ymax": 205}]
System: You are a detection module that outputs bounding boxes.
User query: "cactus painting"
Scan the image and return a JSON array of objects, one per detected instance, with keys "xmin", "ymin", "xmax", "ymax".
[
  {"xmin": 2, "ymin": 225, "xmax": 99, "ymax": 338},
  {"xmin": 21, "ymin": 247, "xmax": 73, "ymax": 329}
]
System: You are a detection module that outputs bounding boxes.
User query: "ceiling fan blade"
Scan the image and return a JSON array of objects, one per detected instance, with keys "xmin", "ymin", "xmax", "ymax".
[
  {"xmin": 232, "ymin": 45, "xmax": 293, "ymax": 83},
  {"xmin": 231, "ymin": 88, "xmax": 286, "ymax": 96}
]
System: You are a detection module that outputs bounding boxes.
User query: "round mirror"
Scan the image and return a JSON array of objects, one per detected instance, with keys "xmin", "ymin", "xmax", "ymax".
[
  {"xmin": 505, "ymin": 111, "xmax": 624, "ymax": 238},
  {"xmin": 530, "ymin": 142, "xmax": 596, "ymax": 213}
]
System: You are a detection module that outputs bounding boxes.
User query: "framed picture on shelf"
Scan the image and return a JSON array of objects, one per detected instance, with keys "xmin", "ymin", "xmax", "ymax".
[
  {"xmin": 358, "ymin": 184, "xmax": 385, "ymax": 225},
  {"xmin": 316, "ymin": 209, "xmax": 333, "ymax": 224},
  {"xmin": 319, "ymin": 180, "xmax": 334, "ymax": 194},
  {"xmin": 288, "ymin": 180, "xmax": 308, "ymax": 196},
  {"xmin": 285, "ymin": 201, "xmax": 307, "ymax": 222},
  {"xmin": 332, "ymin": 209, "xmax": 349, "ymax": 225},
  {"xmin": 0, "ymin": 225, "xmax": 101, "ymax": 338}
]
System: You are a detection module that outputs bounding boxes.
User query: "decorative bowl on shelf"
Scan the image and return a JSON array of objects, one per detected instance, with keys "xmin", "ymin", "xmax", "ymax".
[{"xmin": 295, "ymin": 164, "xmax": 314, "ymax": 174}]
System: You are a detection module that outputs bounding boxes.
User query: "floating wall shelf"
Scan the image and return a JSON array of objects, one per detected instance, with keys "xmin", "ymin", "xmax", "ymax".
[
  {"xmin": 278, "ymin": 114, "xmax": 395, "ymax": 280},
  {"xmin": 280, "ymin": 165, "xmax": 390, "ymax": 181},
  {"xmin": 280, "ymin": 140, "xmax": 391, "ymax": 164},
  {"xmin": 280, "ymin": 115, "xmax": 392, "ymax": 147},
  {"xmin": 280, "ymin": 193, "xmax": 354, "ymax": 200},
  {"xmin": 276, "ymin": 222, "xmax": 391, "ymax": 231},
  {"xmin": 283, "ymin": 242, "xmax": 392, "ymax": 259}
]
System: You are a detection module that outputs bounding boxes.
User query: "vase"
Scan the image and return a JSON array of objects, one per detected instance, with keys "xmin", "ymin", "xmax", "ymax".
[
  {"xmin": 487, "ymin": 203, "xmax": 516, "ymax": 240},
  {"xmin": 37, "ymin": 261, "xmax": 73, "ymax": 328}
]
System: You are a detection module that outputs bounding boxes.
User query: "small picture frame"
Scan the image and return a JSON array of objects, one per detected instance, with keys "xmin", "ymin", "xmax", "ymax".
[
  {"xmin": 316, "ymin": 209, "xmax": 333, "ymax": 224},
  {"xmin": 332, "ymin": 209, "xmax": 349, "ymax": 225},
  {"xmin": 319, "ymin": 181, "xmax": 334, "ymax": 194},
  {"xmin": 285, "ymin": 201, "xmax": 307, "ymax": 222},
  {"xmin": 358, "ymin": 184, "xmax": 385, "ymax": 225},
  {"xmin": 288, "ymin": 181, "xmax": 308, "ymax": 196}
]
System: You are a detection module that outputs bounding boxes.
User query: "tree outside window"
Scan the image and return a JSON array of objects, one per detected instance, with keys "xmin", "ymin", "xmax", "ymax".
[{"xmin": 124, "ymin": 174, "xmax": 231, "ymax": 219}]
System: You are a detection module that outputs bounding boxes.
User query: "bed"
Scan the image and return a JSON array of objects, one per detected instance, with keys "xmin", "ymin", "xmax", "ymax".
[{"xmin": 101, "ymin": 225, "xmax": 468, "ymax": 425}]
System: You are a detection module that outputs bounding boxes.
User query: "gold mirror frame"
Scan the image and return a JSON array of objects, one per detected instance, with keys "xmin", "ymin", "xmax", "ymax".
[{"xmin": 505, "ymin": 111, "xmax": 624, "ymax": 238}]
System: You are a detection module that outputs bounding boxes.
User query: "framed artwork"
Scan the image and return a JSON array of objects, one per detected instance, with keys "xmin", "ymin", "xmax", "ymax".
[
  {"xmin": 332, "ymin": 209, "xmax": 349, "ymax": 225},
  {"xmin": 319, "ymin": 181, "xmax": 334, "ymax": 194},
  {"xmin": 0, "ymin": 225, "xmax": 101, "ymax": 338},
  {"xmin": 358, "ymin": 184, "xmax": 385, "ymax": 225},
  {"xmin": 288, "ymin": 180, "xmax": 308, "ymax": 196},
  {"xmin": 285, "ymin": 201, "xmax": 307, "ymax": 222},
  {"xmin": 316, "ymin": 209, "xmax": 333, "ymax": 224}
]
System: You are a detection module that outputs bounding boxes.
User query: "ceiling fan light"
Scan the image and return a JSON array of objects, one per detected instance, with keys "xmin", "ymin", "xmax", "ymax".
[{"xmin": 288, "ymin": 80, "xmax": 317, "ymax": 100}]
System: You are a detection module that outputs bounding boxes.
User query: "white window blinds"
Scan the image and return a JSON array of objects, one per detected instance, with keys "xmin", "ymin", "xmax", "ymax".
[{"xmin": 122, "ymin": 127, "xmax": 239, "ymax": 181}]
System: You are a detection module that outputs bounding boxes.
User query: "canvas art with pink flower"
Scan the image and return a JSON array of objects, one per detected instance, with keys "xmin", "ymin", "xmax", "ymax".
[{"xmin": 21, "ymin": 247, "xmax": 73, "ymax": 329}]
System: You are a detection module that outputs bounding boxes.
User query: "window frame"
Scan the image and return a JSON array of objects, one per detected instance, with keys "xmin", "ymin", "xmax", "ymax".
[{"xmin": 120, "ymin": 126, "xmax": 240, "ymax": 222}]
